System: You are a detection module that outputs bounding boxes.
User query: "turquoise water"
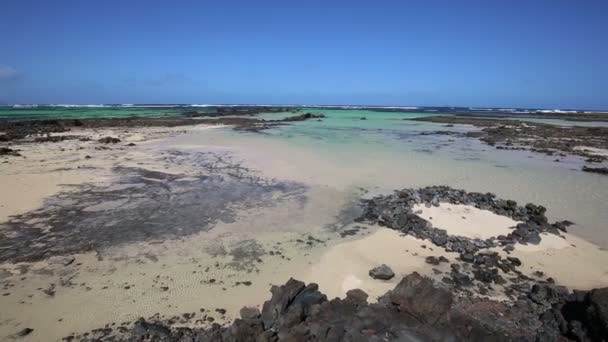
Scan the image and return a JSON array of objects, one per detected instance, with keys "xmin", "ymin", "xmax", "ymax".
[
  {"xmin": 0, "ymin": 106, "xmax": 188, "ymax": 119},
  {"xmin": 2, "ymin": 105, "xmax": 608, "ymax": 246},
  {"xmin": 252, "ymin": 108, "xmax": 469, "ymax": 155}
]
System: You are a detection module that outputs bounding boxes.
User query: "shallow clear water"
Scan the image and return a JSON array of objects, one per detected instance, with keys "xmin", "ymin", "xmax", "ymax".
[
  {"xmin": 214, "ymin": 108, "xmax": 608, "ymax": 248},
  {"xmin": 2, "ymin": 106, "xmax": 607, "ymax": 247}
]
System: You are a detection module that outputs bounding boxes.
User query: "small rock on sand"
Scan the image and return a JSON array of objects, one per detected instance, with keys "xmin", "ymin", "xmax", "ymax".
[
  {"xmin": 16, "ymin": 328, "xmax": 34, "ymax": 337},
  {"xmin": 369, "ymin": 264, "xmax": 395, "ymax": 280}
]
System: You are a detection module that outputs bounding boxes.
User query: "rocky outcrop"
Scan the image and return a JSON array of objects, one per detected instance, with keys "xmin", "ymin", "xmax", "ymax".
[
  {"xmin": 74, "ymin": 273, "xmax": 608, "ymax": 341},
  {"xmin": 0, "ymin": 111, "xmax": 325, "ymax": 143},
  {"xmin": 276, "ymin": 113, "xmax": 325, "ymax": 122},
  {"xmin": 411, "ymin": 116, "xmax": 608, "ymax": 162},
  {"xmin": 357, "ymin": 186, "xmax": 574, "ymax": 299},
  {"xmin": 357, "ymin": 186, "xmax": 568, "ymax": 250}
]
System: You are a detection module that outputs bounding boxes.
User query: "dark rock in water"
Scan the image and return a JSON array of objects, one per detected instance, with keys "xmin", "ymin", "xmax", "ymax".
[
  {"xmin": 277, "ymin": 112, "xmax": 325, "ymax": 122},
  {"xmin": 411, "ymin": 115, "xmax": 608, "ymax": 163},
  {"xmin": 16, "ymin": 328, "xmax": 33, "ymax": 337},
  {"xmin": 369, "ymin": 264, "xmax": 395, "ymax": 280},
  {"xmin": 360, "ymin": 117, "xmax": 367, "ymax": 120},
  {"xmin": 239, "ymin": 306, "xmax": 261, "ymax": 320},
  {"xmin": 0, "ymin": 147, "xmax": 21, "ymax": 157},
  {"xmin": 98, "ymin": 136, "xmax": 121, "ymax": 144},
  {"xmin": 582, "ymin": 166, "xmax": 608, "ymax": 175}
]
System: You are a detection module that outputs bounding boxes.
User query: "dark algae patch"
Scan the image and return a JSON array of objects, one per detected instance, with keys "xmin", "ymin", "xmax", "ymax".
[{"xmin": 0, "ymin": 152, "xmax": 306, "ymax": 263}]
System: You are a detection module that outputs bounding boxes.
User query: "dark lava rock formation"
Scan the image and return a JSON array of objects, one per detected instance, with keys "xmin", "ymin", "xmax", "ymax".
[
  {"xmin": 73, "ymin": 273, "xmax": 608, "ymax": 341},
  {"xmin": 0, "ymin": 108, "xmax": 324, "ymax": 143},
  {"xmin": 582, "ymin": 166, "xmax": 608, "ymax": 175},
  {"xmin": 0, "ymin": 146, "xmax": 20, "ymax": 156},
  {"xmin": 357, "ymin": 186, "xmax": 574, "ymax": 300},
  {"xmin": 369, "ymin": 264, "xmax": 395, "ymax": 280},
  {"xmin": 358, "ymin": 186, "xmax": 569, "ymax": 252},
  {"xmin": 411, "ymin": 116, "xmax": 608, "ymax": 162}
]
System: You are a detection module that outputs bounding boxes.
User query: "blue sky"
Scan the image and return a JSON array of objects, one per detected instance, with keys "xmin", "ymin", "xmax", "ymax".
[{"xmin": 1, "ymin": 0, "xmax": 606, "ymax": 109}]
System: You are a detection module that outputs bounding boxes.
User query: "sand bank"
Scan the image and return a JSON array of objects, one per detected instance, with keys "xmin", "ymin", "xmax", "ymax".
[
  {"xmin": 303, "ymin": 228, "xmax": 458, "ymax": 300},
  {"xmin": 413, "ymin": 203, "xmax": 519, "ymax": 239},
  {"xmin": 505, "ymin": 232, "xmax": 608, "ymax": 289}
]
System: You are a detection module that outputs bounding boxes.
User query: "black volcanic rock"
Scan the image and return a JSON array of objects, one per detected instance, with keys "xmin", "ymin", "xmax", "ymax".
[
  {"xmin": 379, "ymin": 272, "xmax": 453, "ymax": 324},
  {"xmin": 369, "ymin": 264, "xmax": 395, "ymax": 280},
  {"xmin": 77, "ymin": 272, "xmax": 598, "ymax": 341},
  {"xmin": 582, "ymin": 166, "xmax": 608, "ymax": 175},
  {"xmin": 98, "ymin": 136, "xmax": 121, "ymax": 144},
  {"xmin": 73, "ymin": 272, "xmax": 608, "ymax": 341},
  {"xmin": 0, "ymin": 147, "xmax": 21, "ymax": 156}
]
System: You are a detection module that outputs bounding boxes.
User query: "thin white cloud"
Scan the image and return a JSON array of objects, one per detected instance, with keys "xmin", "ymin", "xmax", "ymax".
[{"xmin": 0, "ymin": 65, "xmax": 20, "ymax": 82}]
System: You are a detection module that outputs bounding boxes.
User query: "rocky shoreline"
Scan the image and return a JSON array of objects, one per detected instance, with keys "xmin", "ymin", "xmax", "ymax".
[
  {"xmin": 410, "ymin": 116, "xmax": 608, "ymax": 165},
  {"xmin": 38, "ymin": 186, "xmax": 607, "ymax": 341},
  {"xmin": 356, "ymin": 186, "xmax": 572, "ymax": 298},
  {"xmin": 67, "ymin": 272, "xmax": 607, "ymax": 341},
  {"xmin": 0, "ymin": 108, "xmax": 324, "ymax": 144}
]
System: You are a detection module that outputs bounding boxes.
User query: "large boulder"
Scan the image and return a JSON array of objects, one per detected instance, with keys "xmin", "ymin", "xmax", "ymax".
[
  {"xmin": 529, "ymin": 283, "xmax": 569, "ymax": 306},
  {"xmin": 260, "ymin": 278, "xmax": 326, "ymax": 330},
  {"xmin": 380, "ymin": 272, "xmax": 453, "ymax": 325},
  {"xmin": 585, "ymin": 287, "xmax": 608, "ymax": 340}
]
